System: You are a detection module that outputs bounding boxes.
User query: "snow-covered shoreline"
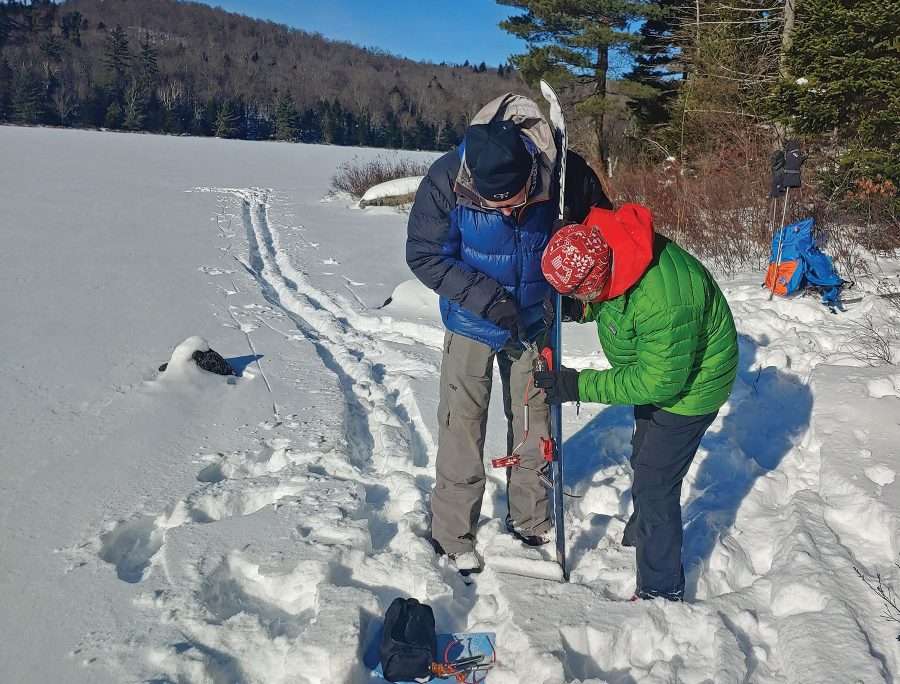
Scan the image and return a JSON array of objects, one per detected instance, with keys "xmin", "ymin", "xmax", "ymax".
[{"xmin": 1, "ymin": 126, "xmax": 897, "ymax": 683}]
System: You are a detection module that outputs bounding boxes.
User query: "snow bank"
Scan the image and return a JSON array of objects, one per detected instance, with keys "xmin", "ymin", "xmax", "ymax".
[{"xmin": 359, "ymin": 175, "xmax": 423, "ymax": 206}]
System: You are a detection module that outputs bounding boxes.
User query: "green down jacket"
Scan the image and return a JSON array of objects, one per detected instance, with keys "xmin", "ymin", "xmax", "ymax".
[{"xmin": 577, "ymin": 222, "xmax": 738, "ymax": 416}]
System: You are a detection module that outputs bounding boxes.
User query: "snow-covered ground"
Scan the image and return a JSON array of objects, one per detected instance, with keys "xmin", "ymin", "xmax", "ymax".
[{"xmin": 1, "ymin": 125, "xmax": 898, "ymax": 684}]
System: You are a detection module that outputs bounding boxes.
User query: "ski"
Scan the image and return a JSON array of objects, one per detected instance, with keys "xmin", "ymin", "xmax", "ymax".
[{"xmin": 539, "ymin": 79, "xmax": 569, "ymax": 582}]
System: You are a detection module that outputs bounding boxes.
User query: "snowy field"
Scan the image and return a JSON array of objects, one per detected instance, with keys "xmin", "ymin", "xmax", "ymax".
[{"xmin": 1, "ymin": 125, "xmax": 898, "ymax": 684}]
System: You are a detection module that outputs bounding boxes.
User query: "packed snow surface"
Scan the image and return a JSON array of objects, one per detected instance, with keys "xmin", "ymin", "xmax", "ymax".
[{"xmin": 1, "ymin": 126, "xmax": 899, "ymax": 684}]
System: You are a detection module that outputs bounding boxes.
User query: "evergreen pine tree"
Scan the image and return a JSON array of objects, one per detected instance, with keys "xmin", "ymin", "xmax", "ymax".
[
  {"xmin": 214, "ymin": 100, "xmax": 240, "ymax": 138},
  {"xmin": 12, "ymin": 69, "xmax": 47, "ymax": 124},
  {"xmin": 79, "ymin": 84, "xmax": 107, "ymax": 128},
  {"xmin": 299, "ymin": 107, "xmax": 322, "ymax": 143},
  {"xmin": 332, "ymin": 99, "xmax": 347, "ymax": 145},
  {"xmin": 103, "ymin": 25, "xmax": 131, "ymax": 97},
  {"xmin": 274, "ymin": 92, "xmax": 299, "ymax": 140},
  {"xmin": 138, "ymin": 38, "xmax": 159, "ymax": 91},
  {"xmin": 0, "ymin": 57, "xmax": 13, "ymax": 121},
  {"xmin": 60, "ymin": 11, "xmax": 83, "ymax": 46},
  {"xmin": 39, "ymin": 33, "xmax": 63, "ymax": 64},
  {"xmin": 438, "ymin": 119, "xmax": 459, "ymax": 149},
  {"xmin": 0, "ymin": 5, "xmax": 11, "ymax": 50},
  {"xmin": 626, "ymin": 0, "xmax": 679, "ymax": 129},
  {"xmin": 104, "ymin": 100, "xmax": 123, "ymax": 128},
  {"xmin": 355, "ymin": 108, "xmax": 372, "ymax": 146},
  {"xmin": 498, "ymin": 0, "xmax": 648, "ymax": 162},
  {"xmin": 139, "ymin": 39, "xmax": 164, "ymax": 130},
  {"xmin": 320, "ymin": 99, "xmax": 347, "ymax": 144},
  {"xmin": 771, "ymin": 0, "xmax": 899, "ymax": 187},
  {"xmin": 384, "ymin": 111, "xmax": 402, "ymax": 148}
]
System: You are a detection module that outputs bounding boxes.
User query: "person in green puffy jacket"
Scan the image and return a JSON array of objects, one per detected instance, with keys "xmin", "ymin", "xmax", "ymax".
[{"xmin": 535, "ymin": 203, "xmax": 738, "ymax": 600}]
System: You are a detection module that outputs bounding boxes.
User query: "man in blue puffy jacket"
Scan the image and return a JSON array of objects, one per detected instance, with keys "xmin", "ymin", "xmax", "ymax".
[{"xmin": 406, "ymin": 93, "xmax": 609, "ymax": 574}]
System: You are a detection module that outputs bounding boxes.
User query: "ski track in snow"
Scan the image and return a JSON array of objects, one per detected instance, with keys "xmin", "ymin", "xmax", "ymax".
[{"xmin": 74, "ymin": 187, "xmax": 900, "ymax": 683}]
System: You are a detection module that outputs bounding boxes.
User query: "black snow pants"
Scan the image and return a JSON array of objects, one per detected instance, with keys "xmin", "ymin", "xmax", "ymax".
[{"xmin": 621, "ymin": 404, "xmax": 717, "ymax": 600}]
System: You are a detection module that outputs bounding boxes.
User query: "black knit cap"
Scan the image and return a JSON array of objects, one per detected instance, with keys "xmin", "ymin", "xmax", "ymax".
[{"xmin": 464, "ymin": 119, "xmax": 532, "ymax": 202}]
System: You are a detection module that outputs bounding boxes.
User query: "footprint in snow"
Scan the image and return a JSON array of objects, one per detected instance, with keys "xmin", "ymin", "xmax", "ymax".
[
  {"xmin": 198, "ymin": 266, "xmax": 235, "ymax": 276},
  {"xmin": 97, "ymin": 515, "xmax": 164, "ymax": 583},
  {"xmin": 864, "ymin": 465, "xmax": 895, "ymax": 487}
]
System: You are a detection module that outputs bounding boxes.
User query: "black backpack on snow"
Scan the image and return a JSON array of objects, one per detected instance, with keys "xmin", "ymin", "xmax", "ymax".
[
  {"xmin": 379, "ymin": 598, "xmax": 437, "ymax": 682},
  {"xmin": 192, "ymin": 348, "xmax": 236, "ymax": 376},
  {"xmin": 157, "ymin": 346, "xmax": 236, "ymax": 376}
]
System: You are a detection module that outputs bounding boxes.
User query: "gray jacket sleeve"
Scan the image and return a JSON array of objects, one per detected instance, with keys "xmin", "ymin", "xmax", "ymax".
[{"xmin": 405, "ymin": 151, "xmax": 507, "ymax": 318}]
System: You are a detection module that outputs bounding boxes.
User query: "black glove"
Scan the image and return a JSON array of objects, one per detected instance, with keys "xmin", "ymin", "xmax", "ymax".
[
  {"xmin": 486, "ymin": 296, "xmax": 521, "ymax": 341},
  {"xmin": 542, "ymin": 291, "xmax": 584, "ymax": 327},
  {"xmin": 534, "ymin": 366, "xmax": 580, "ymax": 404}
]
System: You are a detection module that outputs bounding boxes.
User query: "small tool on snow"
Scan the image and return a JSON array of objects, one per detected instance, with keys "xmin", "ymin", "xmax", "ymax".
[{"xmin": 431, "ymin": 654, "xmax": 493, "ymax": 682}]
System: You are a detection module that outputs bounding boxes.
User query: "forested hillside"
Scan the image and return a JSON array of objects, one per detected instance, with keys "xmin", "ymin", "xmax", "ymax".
[{"xmin": 0, "ymin": 0, "xmax": 528, "ymax": 149}]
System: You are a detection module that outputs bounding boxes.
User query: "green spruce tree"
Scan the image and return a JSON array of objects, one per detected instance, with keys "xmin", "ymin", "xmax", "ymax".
[
  {"xmin": 274, "ymin": 92, "xmax": 299, "ymax": 141},
  {"xmin": 12, "ymin": 69, "xmax": 47, "ymax": 124},
  {"xmin": 771, "ymin": 0, "xmax": 900, "ymax": 187},
  {"xmin": 104, "ymin": 101, "xmax": 123, "ymax": 129},
  {"xmin": 438, "ymin": 119, "xmax": 459, "ymax": 149},
  {"xmin": 214, "ymin": 100, "xmax": 240, "ymax": 138},
  {"xmin": 103, "ymin": 25, "xmax": 131, "ymax": 100},
  {"xmin": 499, "ymin": 0, "xmax": 648, "ymax": 163},
  {"xmin": 60, "ymin": 11, "xmax": 83, "ymax": 46},
  {"xmin": 0, "ymin": 57, "xmax": 13, "ymax": 121},
  {"xmin": 138, "ymin": 38, "xmax": 159, "ymax": 91}
]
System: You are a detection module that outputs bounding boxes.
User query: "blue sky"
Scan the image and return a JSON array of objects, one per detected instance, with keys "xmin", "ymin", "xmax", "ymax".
[{"xmin": 200, "ymin": 0, "xmax": 529, "ymax": 66}]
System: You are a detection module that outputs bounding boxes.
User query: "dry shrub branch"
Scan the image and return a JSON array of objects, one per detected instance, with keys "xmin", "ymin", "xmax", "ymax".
[
  {"xmin": 331, "ymin": 156, "xmax": 431, "ymax": 198},
  {"xmin": 610, "ymin": 122, "xmax": 773, "ymax": 276}
]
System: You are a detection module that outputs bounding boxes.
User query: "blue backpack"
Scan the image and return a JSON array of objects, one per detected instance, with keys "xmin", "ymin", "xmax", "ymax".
[{"xmin": 764, "ymin": 218, "xmax": 845, "ymax": 307}]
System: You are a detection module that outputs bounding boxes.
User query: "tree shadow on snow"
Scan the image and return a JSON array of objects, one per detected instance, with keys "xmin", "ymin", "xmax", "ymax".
[{"xmin": 561, "ymin": 334, "xmax": 813, "ymax": 598}]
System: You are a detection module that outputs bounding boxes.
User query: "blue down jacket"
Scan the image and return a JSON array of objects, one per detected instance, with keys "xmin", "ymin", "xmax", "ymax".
[{"xmin": 406, "ymin": 147, "xmax": 609, "ymax": 350}]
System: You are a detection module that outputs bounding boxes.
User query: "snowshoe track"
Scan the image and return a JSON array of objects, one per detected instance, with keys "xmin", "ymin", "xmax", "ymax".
[
  {"xmin": 72, "ymin": 187, "xmax": 899, "ymax": 684},
  {"xmin": 77, "ymin": 188, "xmax": 455, "ymax": 684}
]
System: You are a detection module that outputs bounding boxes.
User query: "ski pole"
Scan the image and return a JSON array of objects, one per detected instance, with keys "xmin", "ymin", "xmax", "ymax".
[
  {"xmin": 769, "ymin": 199, "xmax": 778, "ymax": 270},
  {"xmin": 769, "ymin": 186, "xmax": 790, "ymax": 300}
]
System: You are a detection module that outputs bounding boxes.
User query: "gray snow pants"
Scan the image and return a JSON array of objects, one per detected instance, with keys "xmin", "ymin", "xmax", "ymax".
[{"xmin": 431, "ymin": 332, "xmax": 552, "ymax": 555}]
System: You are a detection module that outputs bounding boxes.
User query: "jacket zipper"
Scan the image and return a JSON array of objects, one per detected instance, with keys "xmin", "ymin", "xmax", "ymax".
[{"xmin": 511, "ymin": 214, "xmax": 521, "ymax": 307}]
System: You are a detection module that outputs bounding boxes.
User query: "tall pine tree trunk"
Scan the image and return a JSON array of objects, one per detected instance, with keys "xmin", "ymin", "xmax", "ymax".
[{"xmin": 595, "ymin": 45, "xmax": 609, "ymax": 165}]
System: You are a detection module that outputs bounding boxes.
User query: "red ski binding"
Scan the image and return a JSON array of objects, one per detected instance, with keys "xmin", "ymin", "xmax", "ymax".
[{"xmin": 491, "ymin": 455, "xmax": 521, "ymax": 468}]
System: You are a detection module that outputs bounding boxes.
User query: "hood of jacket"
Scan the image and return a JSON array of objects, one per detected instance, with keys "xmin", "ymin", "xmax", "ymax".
[
  {"xmin": 454, "ymin": 93, "xmax": 558, "ymax": 207},
  {"xmin": 583, "ymin": 203, "xmax": 655, "ymax": 301}
]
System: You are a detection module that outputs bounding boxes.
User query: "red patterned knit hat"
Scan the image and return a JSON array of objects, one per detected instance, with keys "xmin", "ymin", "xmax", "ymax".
[{"xmin": 541, "ymin": 224, "xmax": 612, "ymax": 297}]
